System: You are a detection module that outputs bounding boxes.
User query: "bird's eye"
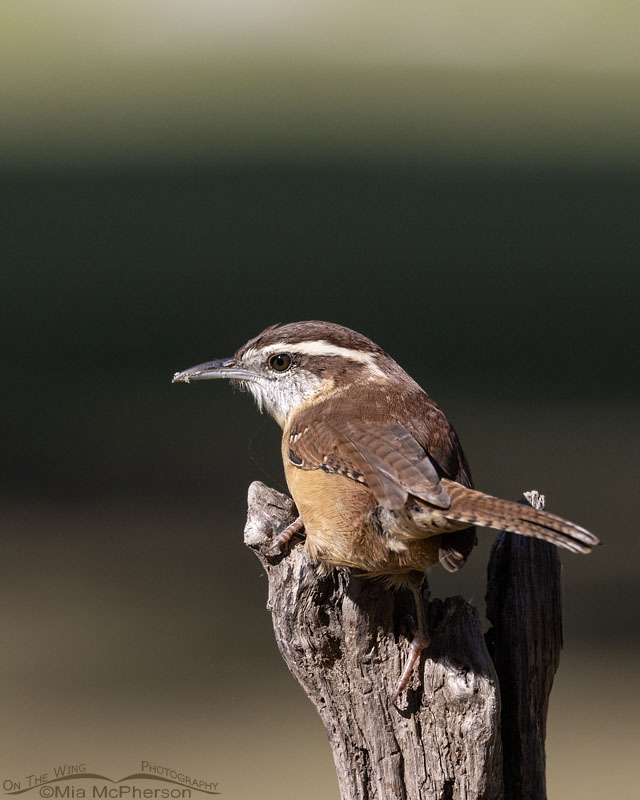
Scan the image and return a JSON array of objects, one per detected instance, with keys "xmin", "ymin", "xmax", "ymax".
[{"xmin": 269, "ymin": 353, "xmax": 292, "ymax": 372}]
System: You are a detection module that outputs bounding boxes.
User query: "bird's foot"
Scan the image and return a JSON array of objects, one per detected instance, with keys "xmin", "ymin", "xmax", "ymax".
[
  {"xmin": 391, "ymin": 579, "xmax": 430, "ymax": 704},
  {"xmin": 266, "ymin": 515, "xmax": 305, "ymax": 557},
  {"xmin": 391, "ymin": 626, "xmax": 430, "ymax": 704}
]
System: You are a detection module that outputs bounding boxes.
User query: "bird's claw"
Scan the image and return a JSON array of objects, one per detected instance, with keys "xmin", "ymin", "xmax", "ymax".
[{"xmin": 266, "ymin": 515, "xmax": 305, "ymax": 558}]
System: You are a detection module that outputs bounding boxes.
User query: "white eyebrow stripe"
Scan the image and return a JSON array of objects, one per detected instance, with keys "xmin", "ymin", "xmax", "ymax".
[{"xmin": 258, "ymin": 340, "xmax": 387, "ymax": 378}]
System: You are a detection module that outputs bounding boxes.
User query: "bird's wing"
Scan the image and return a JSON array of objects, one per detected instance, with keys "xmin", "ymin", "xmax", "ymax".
[
  {"xmin": 287, "ymin": 420, "xmax": 451, "ymax": 511},
  {"xmin": 405, "ymin": 416, "xmax": 477, "ymax": 572}
]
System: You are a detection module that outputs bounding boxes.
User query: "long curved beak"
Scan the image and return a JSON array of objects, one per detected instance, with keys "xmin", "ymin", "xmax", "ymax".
[{"xmin": 172, "ymin": 358, "xmax": 253, "ymax": 383}]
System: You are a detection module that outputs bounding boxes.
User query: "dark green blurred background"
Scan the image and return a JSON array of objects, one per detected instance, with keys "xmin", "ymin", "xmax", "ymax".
[{"xmin": 1, "ymin": 3, "xmax": 639, "ymax": 799}]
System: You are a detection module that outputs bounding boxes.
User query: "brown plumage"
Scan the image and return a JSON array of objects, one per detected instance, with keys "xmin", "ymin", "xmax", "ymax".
[
  {"xmin": 283, "ymin": 392, "xmax": 596, "ymax": 585},
  {"xmin": 173, "ymin": 320, "xmax": 599, "ymax": 699}
]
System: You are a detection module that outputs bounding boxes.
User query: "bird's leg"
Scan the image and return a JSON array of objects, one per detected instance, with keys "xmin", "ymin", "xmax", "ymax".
[
  {"xmin": 266, "ymin": 515, "xmax": 305, "ymax": 556},
  {"xmin": 391, "ymin": 575, "xmax": 430, "ymax": 703}
]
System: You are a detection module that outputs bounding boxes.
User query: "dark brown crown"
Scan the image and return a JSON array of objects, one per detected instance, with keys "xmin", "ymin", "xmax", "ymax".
[{"xmin": 237, "ymin": 321, "xmax": 384, "ymax": 358}]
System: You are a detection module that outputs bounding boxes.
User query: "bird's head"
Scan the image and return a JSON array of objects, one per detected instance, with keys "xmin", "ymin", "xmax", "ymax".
[{"xmin": 172, "ymin": 321, "xmax": 397, "ymax": 428}]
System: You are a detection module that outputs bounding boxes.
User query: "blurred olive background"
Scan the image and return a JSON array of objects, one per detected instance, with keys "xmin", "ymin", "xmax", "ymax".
[{"xmin": 1, "ymin": 3, "xmax": 639, "ymax": 798}]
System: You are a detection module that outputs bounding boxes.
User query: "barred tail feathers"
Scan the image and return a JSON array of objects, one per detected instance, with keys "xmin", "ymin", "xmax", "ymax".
[{"xmin": 440, "ymin": 480, "xmax": 599, "ymax": 554}]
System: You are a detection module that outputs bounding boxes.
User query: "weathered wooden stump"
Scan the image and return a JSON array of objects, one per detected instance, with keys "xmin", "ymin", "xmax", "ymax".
[{"xmin": 244, "ymin": 482, "xmax": 562, "ymax": 800}]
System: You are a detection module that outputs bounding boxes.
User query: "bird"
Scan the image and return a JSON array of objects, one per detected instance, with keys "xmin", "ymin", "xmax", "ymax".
[{"xmin": 172, "ymin": 320, "xmax": 599, "ymax": 701}]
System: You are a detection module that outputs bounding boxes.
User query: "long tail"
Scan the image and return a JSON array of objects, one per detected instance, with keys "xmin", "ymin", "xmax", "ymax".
[{"xmin": 440, "ymin": 479, "xmax": 600, "ymax": 553}]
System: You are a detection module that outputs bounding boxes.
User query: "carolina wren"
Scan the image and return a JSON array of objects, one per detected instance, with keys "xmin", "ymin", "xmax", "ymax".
[{"xmin": 173, "ymin": 321, "xmax": 599, "ymax": 700}]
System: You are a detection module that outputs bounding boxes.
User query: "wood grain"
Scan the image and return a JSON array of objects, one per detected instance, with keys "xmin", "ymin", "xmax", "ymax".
[{"xmin": 244, "ymin": 481, "xmax": 562, "ymax": 800}]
